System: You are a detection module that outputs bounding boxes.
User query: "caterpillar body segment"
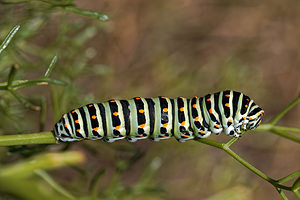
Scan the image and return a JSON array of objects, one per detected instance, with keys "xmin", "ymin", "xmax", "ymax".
[{"xmin": 54, "ymin": 90, "xmax": 264, "ymax": 143}]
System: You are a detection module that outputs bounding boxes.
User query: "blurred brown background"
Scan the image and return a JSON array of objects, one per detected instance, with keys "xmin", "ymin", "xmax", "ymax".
[
  {"xmin": 71, "ymin": 1, "xmax": 300, "ymax": 199},
  {"xmin": 1, "ymin": 0, "xmax": 300, "ymax": 199}
]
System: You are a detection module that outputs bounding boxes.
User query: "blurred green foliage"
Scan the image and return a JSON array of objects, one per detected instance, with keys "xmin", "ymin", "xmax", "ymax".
[{"xmin": 0, "ymin": 1, "xmax": 166, "ymax": 199}]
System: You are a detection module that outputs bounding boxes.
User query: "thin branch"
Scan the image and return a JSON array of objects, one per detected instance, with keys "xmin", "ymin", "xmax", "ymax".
[
  {"xmin": 256, "ymin": 125, "xmax": 300, "ymax": 134},
  {"xmin": 194, "ymin": 138, "xmax": 292, "ymax": 191},
  {"xmin": 277, "ymin": 170, "xmax": 300, "ymax": 184},
  {"xmin": 269, "ymin": 93, "xmax": 300, "ymax": 125},
  {"xmin": 270, "ymin": 130, "xmax": 300, "ymax": 144},
  {"xmin": 276, "ymin": 188, "xmax": 289, "ymax": 200},
  {"xmin": 294, "ymin": 190, "xmax": 300, "ymax": 199}
]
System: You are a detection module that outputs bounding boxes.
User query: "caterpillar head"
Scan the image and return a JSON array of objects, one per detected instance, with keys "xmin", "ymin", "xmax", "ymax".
[{"xmin": 246, "ymin": 105, "xmax": 264, "ymax": 130}]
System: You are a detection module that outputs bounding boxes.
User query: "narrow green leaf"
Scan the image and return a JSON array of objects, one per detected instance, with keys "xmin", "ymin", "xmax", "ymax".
[
  {"xmin": 0, "ymin": 25, "xmax": 20, "ymax": 55},
  {"xmin": 44, "ymin": 54, "xmax": 58, "ymax": 77},
  {"xmin": 7, "ymin": 64, "xmax": 19, "ymax": 88},
  {"xmin": 9, "ymin": 90, "xmax": 40, "ymax": 111},
  {"xmin": 89, "ymin": 169, "xmax": 106, "ymax": 196},
  {"xmin": 42, "ymin": 78, "xmax": 68, "ymax": 86},
  {"xmin": 0, "ymin": 151, "xmax": 84, "ymax": 178},
  {"xmin": 12, "ymin": 77, "xmax": 67, "ymax": 90},
  {"xmin": 38, "ymin": 0, "xmax": 73, "ymax": 6},
  {"xmin": 64, "ymin": 6, "xmax": 109, "ymax": 21},
  {"xmin": 35, "ymin": 170, "xmax": 76, "ymax": 200}
]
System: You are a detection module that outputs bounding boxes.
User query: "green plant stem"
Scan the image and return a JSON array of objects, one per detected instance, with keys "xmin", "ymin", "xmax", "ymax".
[
  {"xmin": 269, "ymin": 93, "xmax": 300, "ymax": 125},
  {"xmin": 0, "ymin": 132, "xmax": 57, "ymax": 146},
  {"xmin": 195, "ymin": 138, "xmax": 292, "ymax": 191},
  {"xmin": 256, "ymin": 124, "xmax": 300, "ymax": 133},
  {"xmin": 271, "ymin": 130, "xmax": 300, "ymax": 144},
  {"xmin": 277, "ymin": 188, "xmax": 289, "ymax": 200},
  {"xmin": 278, "ymin": 170, "xmax": 300, "ymax": 184},
  {"xmin": 294, "ymin": 190, "xmax": 300, "ymax": 199}
]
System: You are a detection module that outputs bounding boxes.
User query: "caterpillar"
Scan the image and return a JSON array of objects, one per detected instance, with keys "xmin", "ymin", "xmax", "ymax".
[{"xmin": 54, "ymin": 90, "xmax": 264, "ymax": 143}]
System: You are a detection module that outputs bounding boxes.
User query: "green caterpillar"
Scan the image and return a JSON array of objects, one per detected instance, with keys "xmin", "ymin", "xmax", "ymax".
[{"xmin": 54, "ymin": 90, "xmax": 264, "ymax": 143}]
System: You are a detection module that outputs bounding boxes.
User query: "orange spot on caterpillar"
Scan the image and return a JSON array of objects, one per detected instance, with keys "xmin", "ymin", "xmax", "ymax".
[
  {"xmin": 195, "ymin": 116, "xmax": 199, "ymax": 121},
  {"xmin": 229, "ymin": 119, "xmax": 233, "ymax": 123},
  {"xmin": 140, "ymin": 124, "xmax": 146, "ymax": 128},
  {"xmin": 181, "ymin": 121, "xmax": 185, "ymax": 126},
  {"xmin": 139, "ymin": 109, "xmax": 144, "ymax": 114},
  {"xmin": 88, "ymin": 104, "xmax": 93, "ymax": 107},
  {"xmin": 200, "ymin": 130, "xmax": 204, "ymax": 134},
  {"xmin": 113, "ymin": 112, "xmax": 118, "ymax": 116},
  {"xmin": 194, "ymin": 96, "xmax": 198, "ymax": 98},
  {"xmin": 91, "ymin": 115, "xmax": 96, "ymax": 119},
  {"xmin": 182, "ymin": 135, "xmax": 189, "ymax": 138},
  {"xmin": 192, "ymin": 104, "xmax": 196, "ymax": 108},
  {"xmin": 93, "ymin": 127, "xmax": 99, "ymax": 131},
  {"xmin": 163, "ymin": 123, "xmax": 168, "ymax": 127},
  {"xmin": 243, "ymin": 116, "xmax": 246, "ymax": 119},
  {"xmin": 163, "ymin": 108, "xmax": 168, "ymax": 112},
  {"xmin": 209, "ymin": 108, "xmax": 213, "ymax": 114},
  {"xmin": 161, "ymin": 96, "xmax": 166, "ymax": 99},
  {"xmin": 161, "ymin": 135, "xmax": 166, "ymax": 137},
  {"xmin": 206, "ymin": 98, "xmax": 211, "ymax": 102},
  {"xmin": 76, "ymin": 129, "xmax": 80, "ymax": 132},
  {"xmin": 179, "ymin": 97, "xmax": 183, "ymax": 99},
  {"xmin": 246, "ymin": 98, "xmax": 250, "ymax": 101},
  {"xmin": 72, "ymin": 110, "xmax": 76, "ymax": 113},
  {"xmin": 225, "ymin": 94, "xmax": 230, "ymax": 97},
  {"xmin": 225, "ymin": 103, "xmax": 230, "ymax": 107},
  {"xmin": 115, "ymin": 125, "xmax": 120, "ymax": 130},
  {"xmin": 62, "ymin": 114, "xmax": 65, "ymax": 118},
  {"xmin": 110, "ymin": 100, "xmax": 115, "ymax": 103},
  {"xmin": 245, "ymin": 105, "xmax": 248, "ymax": 108},
  {"xmin": 215, "ymin": 124, "xmax": 219, "ymax": 128},
  {"xmin": 180, "ymin": 107, "xmax": 184, "ymax": 112},
  {"xmin": 135, "ymin": 97, "xmax": 141, "ymax": 100},
  {"xmin": 64, "ymin": 124, "xmax": 68, "ymax": 128},
  {"xmin": 249, "ymin": 117, "xmax": 253, "ymax": 120},
  {"xmin": 75, "ymin": 120, "xmax": 79, "ymax": 123}
]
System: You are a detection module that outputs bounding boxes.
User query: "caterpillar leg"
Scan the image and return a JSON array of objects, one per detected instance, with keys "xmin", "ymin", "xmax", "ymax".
[
  {"xmin": 224, "ymin": 125, "xmax": 240, "ymax": 137},
  {"xmin": 177, "ymin": 126, "xmax": 195, "ymax": 143},
  {"xmin": 195, "ymin": 129, "xmax": 212, "ymax": 138}
]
